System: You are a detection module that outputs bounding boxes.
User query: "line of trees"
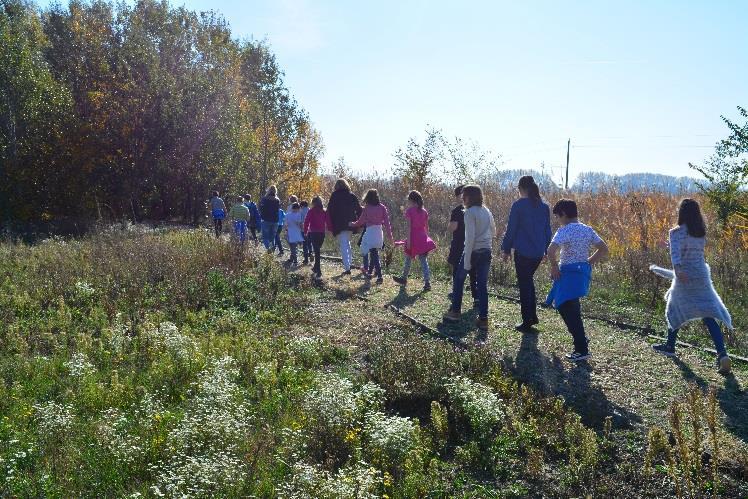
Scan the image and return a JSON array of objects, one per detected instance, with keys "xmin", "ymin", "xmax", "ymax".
[{"xmin": 0, "ymin": 0, "xmax": 323, "ymax": 225}]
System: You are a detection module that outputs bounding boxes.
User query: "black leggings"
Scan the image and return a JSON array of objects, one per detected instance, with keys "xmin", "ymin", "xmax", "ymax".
[
  {"xmin": 309, "ymin": 232, "xmax": 325, "ymax": 274},
  {"xmin": 558, "ymin": 298, "xmax": 588, "ymax": 355},
  {"xmin": 213, "ymin": 218, "xmax": 223, "ymax": 238}
]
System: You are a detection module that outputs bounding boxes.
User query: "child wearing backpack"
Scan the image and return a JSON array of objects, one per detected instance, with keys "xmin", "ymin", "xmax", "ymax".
[
  {"xmin": 229, "ymin": 196, "xmax": 250, "ymax": 243},
  {"xmin": 243, "ymin": 194, "xmax": 261, "ymax": 244},
  {"xmin": 275, "ymin": 207, "xmax": 286, "ymax": 256}
]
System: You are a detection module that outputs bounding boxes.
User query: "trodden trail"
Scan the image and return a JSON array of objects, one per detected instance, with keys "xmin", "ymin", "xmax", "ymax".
[{"xmin": 271, "ymin": 250, "xmax": 747, "ymax": 449}]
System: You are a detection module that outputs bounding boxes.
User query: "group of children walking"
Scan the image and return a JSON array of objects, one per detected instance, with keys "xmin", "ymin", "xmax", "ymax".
[{"xmin": 207, "ymin": 175, "xmax": 733, "ymax": 374}]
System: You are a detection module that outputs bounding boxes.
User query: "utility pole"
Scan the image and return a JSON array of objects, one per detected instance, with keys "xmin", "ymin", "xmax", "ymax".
[{"xmin": 565, "ymin": 138, "xmax": 571, "ymax": 190}]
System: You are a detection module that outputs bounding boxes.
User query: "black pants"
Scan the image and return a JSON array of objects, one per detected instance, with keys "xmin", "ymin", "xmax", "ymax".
[
  {"xmin": 558, "ymin": 298, "xmax": 588, "ymax": 355},
  {"xmin": 514, "ymin": 253, "xmax": 543, "ymax": 323},
  {"xmin": 309, "ymin": 232, "xmax": 325, "ymax": 275},
  {"xmin": 213, "ymin": 219, "xmax": 222, "ymax": 238},
  {"xmin": 249, "ymin": 225, "xmax": 258, "ymax": 242}
]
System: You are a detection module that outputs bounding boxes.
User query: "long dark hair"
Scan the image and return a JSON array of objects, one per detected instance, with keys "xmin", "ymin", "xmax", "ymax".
[
  {"xmin": 518, "ymin": 176, "xmax": 541, "ymax": 205},
  {"xmin": 407, "ymin": 190, "xmax": 424, "ymax": 209},
  {"xmin": 677, "ymin": 198, "xmax": 706, "ymax": 238},
  {"xmin": 311, "ymin": 196, "xmax": 324, "ymax": 209},
  {"xmin": 363, "ymin": 189, "xmax": 380, "ymax": 206}
]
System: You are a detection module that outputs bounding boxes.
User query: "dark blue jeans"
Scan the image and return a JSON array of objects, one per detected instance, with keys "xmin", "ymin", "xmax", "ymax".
[
  {"xmin": 261, "ymin": 222, "xmax": 277, "ymax": 251},
  {"xmin": 514, "ymin": 253, "xmax": 543, "ymax": 324},
  {"xmin": 453, "ymin": 263, "xmax": 477, "ymax": 300},
  {"xmin": 667, "ymin": 318, "xmax": 727, "ymax": 357},
  {"xmin": 368, "ymin": 248, "xmax": 382, "ymax": 278},
  {"xmin": 451, "ymin": 249, "xmax": 492, "ymax": 319}
]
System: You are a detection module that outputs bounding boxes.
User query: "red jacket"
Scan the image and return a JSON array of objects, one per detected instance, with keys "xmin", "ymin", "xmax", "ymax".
[{"xmin": 304, "ymin": 206, "xmax": 330, "ymax": 234}]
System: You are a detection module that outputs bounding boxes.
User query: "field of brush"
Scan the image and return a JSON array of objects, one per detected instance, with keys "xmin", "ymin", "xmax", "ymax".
[{"xmin": 0, "ymin": 218, "xmax": 746, "ymax": 497}]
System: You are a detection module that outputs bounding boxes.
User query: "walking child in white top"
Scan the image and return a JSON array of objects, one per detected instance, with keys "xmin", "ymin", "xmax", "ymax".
[{"xmin": 546, "ymin": 199, "xmax": 608, "ymax": 362}]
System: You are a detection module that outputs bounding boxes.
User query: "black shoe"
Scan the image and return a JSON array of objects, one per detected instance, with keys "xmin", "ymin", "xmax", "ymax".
[
  {"xmin": 393, "ymin": 276, "xmax": 407, "ymax": 286},
  {"xmin": 423, "ymin": 282, "xmax": 431, "ymax": 292},
  {"xmin": 652, "ymin": 344, "xmax": 676, "ymax": 357},
  {"xmin": 565, "ymin": 351, "xmax": 591, "ymax": 362},
  {"xmin": 515, "ymin": 322, "xmax": 537, "ymax": 332},
  {"xmin": 375, "ymin": 277, "xmax": 383, "ymax": 284},
  {"xmin": 343, "ymin": 270, "xmax": 352, "ymax": 275},
  {"xmin": 303, "ymin": 259, "xmax": 309, "ymax": 265}
]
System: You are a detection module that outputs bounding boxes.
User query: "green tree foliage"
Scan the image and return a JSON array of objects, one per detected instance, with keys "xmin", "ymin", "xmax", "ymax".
[
  {"xmin": 0, "ymin": 0, "xmax": 73, "ymax": 221},
  {"xmin": 690, "ymin": 106, "xmax": 748, "ymax": 228},
  {"xmin": 393, "ymin": 127, "xmax": 444, "ymax": 192},
  {"xmin": 0, "ymin": 0, "xmax": 323, "ymax": 225}
]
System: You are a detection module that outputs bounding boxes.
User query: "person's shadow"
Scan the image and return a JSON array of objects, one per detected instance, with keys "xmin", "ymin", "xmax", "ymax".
[
  {"xmin": 504, "ymin": 332, "xmax": 643, "ymax": 430},
  {"xmin": 385, "ymin": 284, "xmax": 425, "ymax": 310},
  {"xmin": 671, "ymin": 357, "xmax": 748, "ymax": 443}
]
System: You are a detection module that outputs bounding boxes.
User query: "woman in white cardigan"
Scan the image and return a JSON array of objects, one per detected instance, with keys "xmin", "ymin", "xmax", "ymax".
[{"xmin": 651, "ymin": 198, "xmax": 732, "ymax": 374}]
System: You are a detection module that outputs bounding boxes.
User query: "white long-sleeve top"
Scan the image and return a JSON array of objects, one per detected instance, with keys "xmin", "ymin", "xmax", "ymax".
[{"xmin": 463, "ymin": 205, "xmax": 495, "ymax": 270}]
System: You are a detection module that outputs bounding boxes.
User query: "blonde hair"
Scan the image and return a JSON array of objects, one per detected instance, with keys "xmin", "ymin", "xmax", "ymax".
[{"xmin": 334, "ymin": 178, "xmax": 350, "ymax": 192}]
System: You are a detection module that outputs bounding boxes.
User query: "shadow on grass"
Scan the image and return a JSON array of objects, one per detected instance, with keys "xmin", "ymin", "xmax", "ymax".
[
  {"xmin": 385, "ymin": 284, "xmax": 426, "ymax": 310},
  {"xmin": 671, "ymin": 356, "xmax": 748, "ymax": 443},
  {"xmin": 504, "ymin": 331, "xmax": 643, "ymax": 431}
]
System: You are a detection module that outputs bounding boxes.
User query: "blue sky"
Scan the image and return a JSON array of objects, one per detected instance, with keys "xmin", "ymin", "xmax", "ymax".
[{"xmin": 43, "ymin": 0, "xmax": 748, "ymax": 182}]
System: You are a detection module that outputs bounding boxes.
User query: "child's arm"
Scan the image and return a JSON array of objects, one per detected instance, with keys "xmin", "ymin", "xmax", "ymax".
[
  {"xmin": 501, "ymin": 202, "xmax": 519, "ymax": 256},
  {"xmin": 463, "ymin": 210, "xmax": 476, "ymax": 271},
  {"xmin": 588, "ymin": 240, "xmax": 609, "ymax": 266},
  {"xmin": 547, "ymin": 242, "xmax": 561, "ymax": 280}
]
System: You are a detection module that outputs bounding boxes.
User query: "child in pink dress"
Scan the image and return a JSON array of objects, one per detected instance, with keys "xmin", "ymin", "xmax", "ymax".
[{"xmin": 393, "ymin": 190, "xmax": 437, "ymax": 291}]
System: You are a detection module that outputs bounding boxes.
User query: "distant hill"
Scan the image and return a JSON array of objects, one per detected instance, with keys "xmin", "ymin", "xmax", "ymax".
[
  {"xmin": 573, "ymin": 172, "xmax": 701, "ymax": 194},
  {"xmin": 483, "ymin": 170, "xmax": 701, "ymax": 194}
]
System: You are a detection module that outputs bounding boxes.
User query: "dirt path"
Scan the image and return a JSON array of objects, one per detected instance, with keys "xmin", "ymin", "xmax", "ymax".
[{"xmin": 281, "ymin": 254, "xmax": 747, "ymax": 449}]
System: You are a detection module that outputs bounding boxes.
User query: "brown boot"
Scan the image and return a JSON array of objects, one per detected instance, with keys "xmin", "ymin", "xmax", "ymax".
[{"xmin": 475, "ymin": 317, "xmax": 489, "ymax": 331}]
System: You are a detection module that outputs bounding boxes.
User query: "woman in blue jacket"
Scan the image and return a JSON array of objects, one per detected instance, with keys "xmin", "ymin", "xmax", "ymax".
[{"xmin": 501, "ymin": 176, "xmax": 552, "ymax": 332}]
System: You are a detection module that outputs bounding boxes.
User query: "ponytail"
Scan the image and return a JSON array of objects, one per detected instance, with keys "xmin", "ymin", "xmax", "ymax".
[{"xmin": 518, "ymin": 175, "xmax": 541, "ymax": 205}]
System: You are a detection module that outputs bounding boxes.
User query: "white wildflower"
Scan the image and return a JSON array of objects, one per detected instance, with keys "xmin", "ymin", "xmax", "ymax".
[
  {"xmin": 74, "ymin": 280, "xmax": 95, "ymax": 297},
  {"xmin": 34, "ymin": 401, "xmax": 74, "ymax": 435},
  {"xmin": 364, "ymin": 412, "xmax": 418, "ymax": 469},
  {"xmin": 64, "ymin": 352, "xmax": 96, "ymax": 377},
  {"xmin": 96, "ymin": 408, "xmax": 143, "ymax": 465},
  {"xmin": 144, "ymin": 322, "xmax": 196, "ymax": 362},
  {"xmin": 445, "ymin": 376, "xmax": 505, "ymax": 440},
  {"xmin": 151, "ymin": 357, "xmax": 252, "ymax": 497},
  {"xmin": 278, "ymin": 461, "xmax": 383, "ymax": 499},
  {"xmin": 289, "ymin": 336, "xmax": 324, "ymax": 367}
]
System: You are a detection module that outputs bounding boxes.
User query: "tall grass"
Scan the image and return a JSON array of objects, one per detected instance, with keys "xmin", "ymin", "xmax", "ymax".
[{"xmin": 317, "ymin": 177, "xmax": 748, "ymax": 352}]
